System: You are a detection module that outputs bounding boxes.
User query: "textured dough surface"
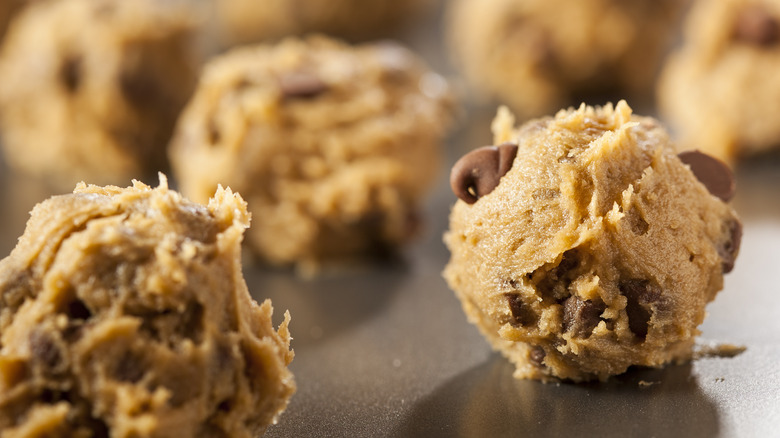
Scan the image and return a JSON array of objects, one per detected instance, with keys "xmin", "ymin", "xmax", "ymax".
[
  {"xmin": 170, "ymin": 36, "xmax": 453, "ymax": 271},
  {"xmin": 444, "ymin": 102, "xmax": 741, "ymax": 382},
  {"xmin": 211, "ymin": 0, "xmax": 433, "ymax": 48},
  {"xmin": 447, "ymin": 0, "xmax": 687, "ymax": 119},
  {"xmin": 658, "ymin": 0, "xmax": 780, "ymax": 163},
  {"xmin": 0, "ymin": 176, "xmax": 295, "ymax": 437},
  {"xmin": 0, "ymin": 0, "xmax": 198, "ymax": 189}
]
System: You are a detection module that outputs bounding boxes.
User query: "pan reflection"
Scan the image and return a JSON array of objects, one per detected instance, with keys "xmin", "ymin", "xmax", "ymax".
[{"xmin": 399, "ymin": 354, "xmax": 720, "ymax": 438}]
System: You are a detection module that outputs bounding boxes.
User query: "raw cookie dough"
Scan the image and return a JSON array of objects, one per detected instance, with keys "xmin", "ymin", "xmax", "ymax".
[
  {"xmin": 169, "ymin": 36, "xmax": 453, "ymax": 272},
  {"xmin": 443, "ymin": 101, "xmax": 741, "ymax": 382},
  {"xmin": 0, "ymin": 176, "xmax": 295, "ymax": 436},
  {"xmin": 446, "ymin": 0, "xmax": 688, "ymax": 119},
  {"xmin": 657, "ymin": 0, "xmax": 780, "ymax": 164},
  {"xmin": 211, "ymin": 0, "xmax": 434, "ymax": 48},
  {"xmin": 0, "ymin": 0, "xmax": 199, "ymax": 189}
]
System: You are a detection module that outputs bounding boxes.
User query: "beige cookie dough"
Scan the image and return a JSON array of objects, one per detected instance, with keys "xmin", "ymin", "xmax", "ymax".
[
  {"xmin": 658, "ymin": 0, "xmax": 780, "ymax": 164},
  {"xmin": 446, "ymin": 0, "xmax": 688, "ymax": 119},
  {"xmin": 169, "ymin": 36, "xmax": 453, "ymax": 272},
  {"xmin": 0, "ymin": 176, "xmax": 295, "ymax": 437},
  {"xmin": 443, "ymin": 101, "xmax": 741, "ymax": 382},
  {"xmin": 0, "ymin": 0, "xmax": 199, "ymax": 189},
  {"xmin": 211, "ymin": 0, "xmax": 434, "ymax": 48}
]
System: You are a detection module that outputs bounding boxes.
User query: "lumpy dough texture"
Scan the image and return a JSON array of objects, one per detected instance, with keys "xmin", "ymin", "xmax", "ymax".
[
  {"xmin": 446, "ymin": 0, "xmax": 688, "ymax": 119},
  {"xmin": 658, "ymin": 0, "xmax": 780, "ymax": 164},
  {"xmin": 0, "ymin": 176, "xmax": 295, "ymax": 437},
  {"xmin": 170, "ymin": 36, "xmax": 453, "ymax": 271},
  {"xmin": 0, "ymin": 0, "xmax": 198, "ymax": 189},
  {"xmin": 211, "ymin": 0, "xmax": 433, "ymax": 48},
  {"xmin": 443, "ymin": 102, "xmax": 741, "ymax": 382}
]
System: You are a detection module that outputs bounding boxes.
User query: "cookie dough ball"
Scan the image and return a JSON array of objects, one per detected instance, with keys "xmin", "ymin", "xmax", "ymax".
[
  {"xmin": 658, "ymin": 0, "xmax": 780, "ymax": 164},
  {"xmin": 443, "ymin": 101, "xmax": 741, "ymax": 382},
  {"xmin": 0, "ymin": 0, "xmax": 199, "ymax": 189},
  {"xmin": 447, "ymin": 0, "xmax": 688, "ymax": 119},
  {"xmin": 170, "ymin": 36, "xmax": 453, "ymax": 271},
  {"xmin": 212, "ymin": 0, "xmax": 434, "ymax": 48},
  {"xmin": 0, "ymin": 176, "xmax": 295, "ymax": 436}
]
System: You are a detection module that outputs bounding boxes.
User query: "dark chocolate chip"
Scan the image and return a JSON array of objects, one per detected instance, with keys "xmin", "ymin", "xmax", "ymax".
[
  {"xmin": 533, "ymin": 249, "xmax": 580, "ymax": 300},
  {"xmin": 60, "ymin": 56, "xmax": 82, "ymax": 93},
  {"xmin": 719, "ymin": 219, "xmax": 743, "ymax": 273},
  {"xmin": 619, "ymin": 279, "xmax": 661, "ymax": 340},
  {"xmin": 278, "ymin": 71, "xmax": 328, "ymax": 99},
  {"xmin": 529, "ymin": 346, "xmax": 546, "ymax": 367},
  {"xmin": 29, "ymin": 330, "xmax": 61, "ymax": 370},
  {"xmin": 734, "ymin": 5, "xmax": 779, "ymax": 46},
  {"xmin": 66, "ymin": 299, "xmax": 92, "ymax": 320},
  {"xmin": 450, "ymin": 143, "xmax": 519, "ymax": 204},
  {"xmin": 120, "ymin": 69, "xmax": 159, "ymax": 108},
  {"xmin": 678, "ymin": 150, "xmax": 736, "ymax": 202},
  {"xmin": 562, "ymin": 295, "xmax": 605, "ymax": 338},
  {"xmin": 113, "ymin": 351, "xmax": 145, "ymax": 383},
  {"xmin": 504, "ymin": 293, "xmax": 536, "ymax": 326}
]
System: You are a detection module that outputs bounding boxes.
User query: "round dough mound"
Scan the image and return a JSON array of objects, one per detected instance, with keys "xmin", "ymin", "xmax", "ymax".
[
  {"xmin": 658, "ymin": 0, "xmax": 780, "ymax": 164},
  {"xmin": 0, "ymin": 176, "xmax": 295, "ymax": 437},
  {"xmin": 0, "ymin": 0, "xmax": 199, "ymax": 189},
  {"xmin": 212, "ymin": 0, "xmax": 434, "ymax": 48},
  {"xmin": 170, "ymin": 36, "xmax": 453, "ymax": 271},
  {"xmin": 444, "ymin": 102, "xmax": 741, "ymax": 382},
  {"xmin": 446, "ymin": 0, "xmax": 687, "ymax": 119}
]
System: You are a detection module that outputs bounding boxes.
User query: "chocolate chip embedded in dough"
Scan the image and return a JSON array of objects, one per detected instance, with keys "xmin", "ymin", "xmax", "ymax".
[
  {"xmin": 450, "ymin": 143, "xmax": 519, "ymax": 204},
  {"xmin": 29, "ymin": 330, "xmax": 61, "ymax": 370},
  {"xmin": 678, "ymin": 150, "xmax": 736, "ymax": 202},
  {"xmin": 619, "ymin": 279, "xmax": 661, "ymax": 340},
  {"xmin": 278, "ymin": 71, "xmax": 328, "ymax": 99},
  {"xmin": 734, "ymin": 5, "xmax": 779, "ymax": 46},
  {"xmin": 562, "ymin": 295, "xmax": 604, "ymax": 338},
  {"xmin": 504, "ymin": 292, "xmax": 536, "ymax": 326},
  {"xmin": 719, "ymin": 219, "xmax": 743, "ymax": 273},
  {"xmin": 60, "ymin": 56, "xmax": 82, "ymax": 93},
  {"xmin": 529, "ymin": 346, "xmax": 546, "ymax": 367}
]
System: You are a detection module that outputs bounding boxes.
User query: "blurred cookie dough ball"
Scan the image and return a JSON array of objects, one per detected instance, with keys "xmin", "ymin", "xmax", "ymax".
[
  {"xmin": 170, "ymin": 36, "xmax": 453, "ymax": 272},
  {"xmin": 658, "ymin": 0, "xmax": 780, "ymax": 164},
  {"xmin": 447, "ymin": 0, "xmax": 688, "ymax": 119},
  {"xmin": 0, "ymin": 176, "xmax": 295, "ymax": 436},
  {"xmin": 444, "ymin": 102, "xmax": 741, "ymax": 381},
  {"xmin": 211, "ymin": 0, "xmax": 435, "ymax": 48},
  {"xmin": 0, "ymin": 0, "xmax": 200, "ymax": 189}
]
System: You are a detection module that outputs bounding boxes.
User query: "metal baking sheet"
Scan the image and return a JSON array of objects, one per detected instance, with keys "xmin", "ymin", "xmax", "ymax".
[{"xmin": 1, "ymin": 6, "xmax": 779, "ymax": 437}]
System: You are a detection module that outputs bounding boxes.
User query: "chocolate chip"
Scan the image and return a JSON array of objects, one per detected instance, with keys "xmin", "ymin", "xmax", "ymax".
[
  {"xmin": 450, "ymin": 143, "xmax": 519, "ymax": 204},
  {"xmin": 532, "ymin": 249, "xmax": 580, "ymax": 300},
  {"xmin": 529, "ymin": 346, "xmax": 546, "ymax": 367},
  {"xmin": 719, "ymin": 219, "xmax": 743, "ymax": 273},
  {"xmin": 504, "ymin": 293, "xmax": 536, "ymax": 326},
  {"xmin": 120, "ymin": 69, "xmax": 159, "ymax": 108},
  {"xmin": 734, "ymin": 5, "xmax": 779, "ymax": 46},
  {"xmin": 113, "ymin": 351, "xmax": 145, "ymax": 383},
  {"xmin": 278, "ymin": 71, "xmax": 328, "ymax": 99},
  {"xmin": 29, "ymin": 330, "xmax": 61, "ymax": 370},
  {"xmin": 562, "ymin": 295, "xmax": 604, "ymax": 338},
  {"xmin": 66, "ymin": 299, "xmax": 92, "ymax": 320},
  {"xmin": 619, "ymin": 279, "xmax": 661, "ymax": 340},
  {"xmin": 678, "ymin": 150, "xmax": 736, "ymax": 202},
  {"xmin": 60, "ymin": 56, "xmax": 82, "ymax": 93}
]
